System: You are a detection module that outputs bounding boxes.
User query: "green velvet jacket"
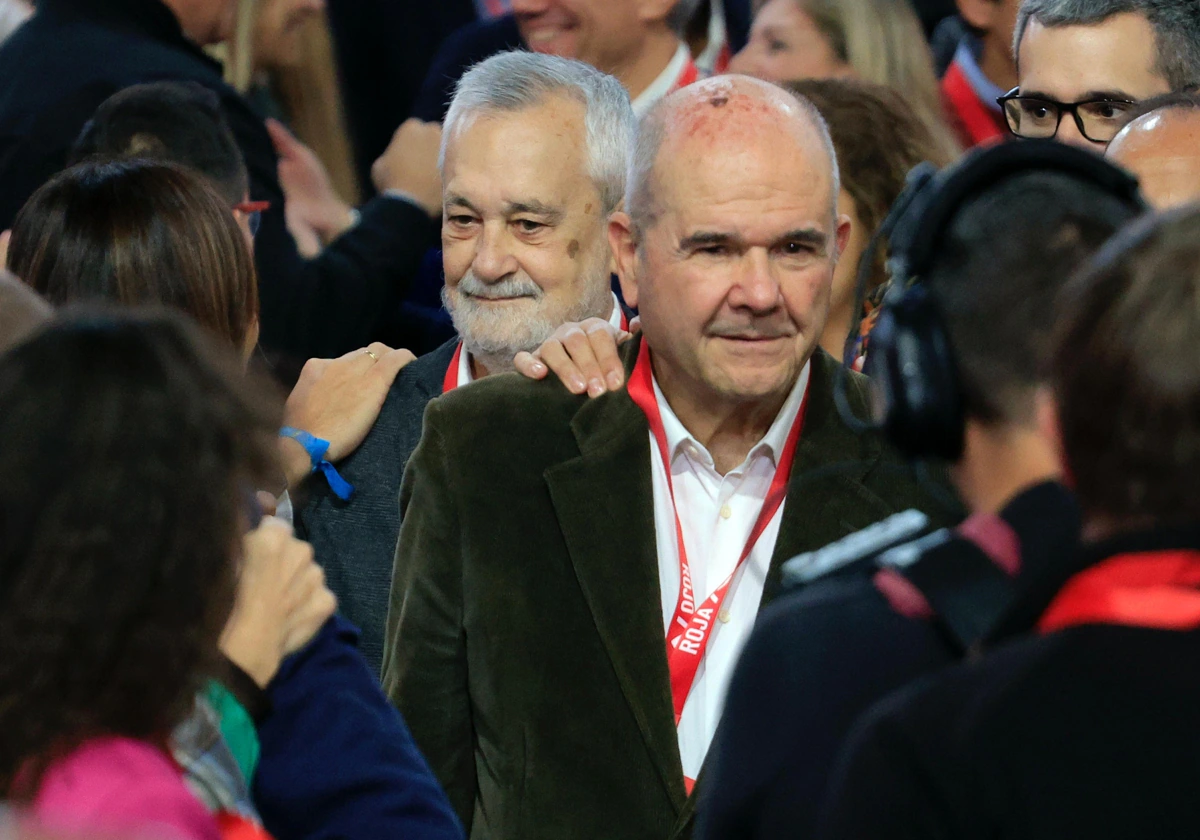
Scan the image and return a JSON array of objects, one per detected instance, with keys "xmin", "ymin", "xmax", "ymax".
[{"xmin": 384, "ymin": 338, "xmax": 955, "ymax": 840}]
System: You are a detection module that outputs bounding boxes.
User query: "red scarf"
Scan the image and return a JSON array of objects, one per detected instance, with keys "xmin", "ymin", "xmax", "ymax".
[{"xmin": 1039, "ymin": 550, "xmax": 1200, "ymax": 634}]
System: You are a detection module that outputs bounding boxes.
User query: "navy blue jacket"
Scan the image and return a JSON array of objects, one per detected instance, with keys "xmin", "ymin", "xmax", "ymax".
[{"xmin": 254, "ymin": 615, "xmax": 464, "ymax": 840}]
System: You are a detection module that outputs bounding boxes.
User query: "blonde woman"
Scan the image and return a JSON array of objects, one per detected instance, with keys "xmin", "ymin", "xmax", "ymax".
[{"xmin": 730, "ymin": 0, "xmax": 960, "ymax": 158}]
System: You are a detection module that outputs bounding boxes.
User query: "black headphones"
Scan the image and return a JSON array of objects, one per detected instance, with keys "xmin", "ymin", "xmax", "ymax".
[{"xmin": 856, "ymin": 139, "xmax": 1146, "ymax": 462}]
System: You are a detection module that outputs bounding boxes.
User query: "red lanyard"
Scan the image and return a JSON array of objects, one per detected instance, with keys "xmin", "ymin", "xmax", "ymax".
[
  {"xmin": 442, "ymin": 310, "xmax": 630, "ymax": 394},
  {"xmin": 673, "ymin": 58, "xmax": 701, "ymax": 92},
  {"xmin": 627, "ymin": 341, "xmax": 808, "ymax": 724},
  {"xmin": 443, "ymin": 343, "xmax": 465, "ymax": 394},
  {"xmin": 941, "ymin": 60, "xmax": 1007, "ymax": 148},
  {"xmin": 1038, "ymin": 550, "xmax": 1200, "ymax": 634}
]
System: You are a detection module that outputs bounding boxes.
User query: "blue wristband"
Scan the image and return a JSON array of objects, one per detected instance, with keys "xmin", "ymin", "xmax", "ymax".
[{"xmin": 280, "ymin": 426, "xmax": 355, "ymax": 501}]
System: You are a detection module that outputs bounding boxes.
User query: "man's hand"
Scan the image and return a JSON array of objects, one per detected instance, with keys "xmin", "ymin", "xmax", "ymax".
[
  {"xmin": 267, "ymin": 118, "xmax": 356, "ymax": 257},
  {"xmin": 280, "ymin": 342, "xmax": 415, "ymax": 488},
  {"xmin": 372, "ymin": 118, "xmax": 443, "ymax": 219},
  {"xmin": 219, "ymin": 518, "xmax": 338, "ymax": 687},
  {"xmin": 514, "ymin": 318, "xmax": 636, "ymax": 397}
]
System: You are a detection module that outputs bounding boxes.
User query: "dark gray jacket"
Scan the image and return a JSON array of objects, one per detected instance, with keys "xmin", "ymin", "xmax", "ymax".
[{"xmin": 298, "ymin": 338, "xmax": 458, "ymax": 674}]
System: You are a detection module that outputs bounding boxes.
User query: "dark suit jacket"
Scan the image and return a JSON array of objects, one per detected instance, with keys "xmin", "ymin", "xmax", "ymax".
[
  {"xmin": 384, "ymin": 338, "xmax": 953, "ymax": 840},
  {"xmin": 298, "ymin": 338, "xmax": 459, "ymax": 676},
  {"xmin": 0, "ymin": 0, "xmax": 438, "ymax": 362}
]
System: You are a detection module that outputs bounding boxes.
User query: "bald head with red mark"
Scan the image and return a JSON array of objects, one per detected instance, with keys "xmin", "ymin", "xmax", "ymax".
[
  {"xmin": 611, "ymin": 74, "xmax": 851, "ymax": 427},
  {"xmin": 1107, "ymin": 97, "xmax": 1200, "ymax": 210}
]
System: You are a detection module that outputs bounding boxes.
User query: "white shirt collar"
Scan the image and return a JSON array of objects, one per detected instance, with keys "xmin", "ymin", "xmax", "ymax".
[
  {"xmin": 632, "ymin": 41, "xmax": 693, "ymax": 119},
  {"xmin": 459, "ymin": 292, "xmax": 625, "ymax": 386},
  {"xmin": 651, "ymin": 359, "xmax": 812, "ymax": 473}
]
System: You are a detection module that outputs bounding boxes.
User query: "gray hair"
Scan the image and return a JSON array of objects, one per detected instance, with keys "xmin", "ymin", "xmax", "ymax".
[
  {"xmin": 626, "ymin": 88, "xmax": 841, "ymax": 235},
  {"xmin": 441, "ymin": 51, "xmax": 634, "ymax": 213},
  {"xmin": 1014, "ymin": 0, "xmax": 1200, "ymax": 90}
]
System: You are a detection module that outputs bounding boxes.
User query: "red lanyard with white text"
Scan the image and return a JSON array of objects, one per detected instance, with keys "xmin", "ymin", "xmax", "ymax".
[
  {"xmin": 627, "ymin": 340, "xmax": 808, "ymax": 725},
  {"xmin": 442, "ymin": 310, "xmax": 631, "ymax": 394},
  {"xmin": 1038, "ymin": 550, "xmax": 1200, "ymax": 633}
]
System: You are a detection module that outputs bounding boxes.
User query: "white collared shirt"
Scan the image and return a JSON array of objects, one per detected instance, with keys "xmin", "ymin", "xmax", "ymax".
[
  {"xmin": 632, "ymin": 42, "xmax": 696, "ymax": 118},
  {"xmin": 649, "ymin": 361, "xmax": 812, "ymax": 781},
  {"xmin": 454, "ymin": 292, "xmax": 626, "ymax": 387}
]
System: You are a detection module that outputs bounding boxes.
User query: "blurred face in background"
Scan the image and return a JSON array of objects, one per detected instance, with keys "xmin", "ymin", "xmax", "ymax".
[
  {"xmin": 510, "ymin": 0, "xmax": 666, "ymax": 74},
  {"xmin": 440, "ymin": 95, "xmax": 614, "ymax": 369},
  {"xmin": 729, "ymin": 0, "xmax": 854, "ymax": 83},
  {"xmin": 254, "ymin": 0, "xmax": 326, "ymax": 69}
]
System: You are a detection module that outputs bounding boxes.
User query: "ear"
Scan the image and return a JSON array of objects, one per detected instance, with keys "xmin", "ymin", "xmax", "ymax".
[
  {"xmin": 834, "ymin": 213, "xmax": 853, "ymax": 262},
  {"xmin": 1034, "ymin": 386, "xmax": 1070, "ymax": 484},
  {"xmin": 638, "ymin": 0, "xmax": 681, "ymax": 26},
  {"xmin": 609, "ymin": 211, "xmax": 642, "ymax": 310},
  {"xmin": 956, "ymin": 0, "xmax": 999, "ymax": 32}
]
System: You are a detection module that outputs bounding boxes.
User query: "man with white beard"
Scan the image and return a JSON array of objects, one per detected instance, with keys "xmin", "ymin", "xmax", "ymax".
[{"xmin": 298, "ymin": 50, "xmax": 631, "ymax": 674}]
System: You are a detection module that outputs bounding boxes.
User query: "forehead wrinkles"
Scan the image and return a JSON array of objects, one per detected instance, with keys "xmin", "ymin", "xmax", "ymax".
[{"xmin": 654, "ymin": 111, "xmax": 833, "ymax": 220}]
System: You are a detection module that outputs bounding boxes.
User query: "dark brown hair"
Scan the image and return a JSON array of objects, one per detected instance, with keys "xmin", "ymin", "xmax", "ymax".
[
  {"xmin": 1052, "ymin": 204, "xmax": 1200, "ymax": 526},
  {"xmin": 8, "ymin": 158, "xmax": 258, "ymax": 350},
  {"xmin": 785, "ymin": 78, "xmax": 958, "ymax": 292},
  {"xmin": 0, "ymin": 308, "xmax": 280, "ymax": 796}
]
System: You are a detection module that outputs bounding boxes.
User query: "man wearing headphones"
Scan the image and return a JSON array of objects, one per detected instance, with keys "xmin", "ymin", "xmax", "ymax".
[{"xmin": 688, "ymin": 141, "xmax": 1148, "ymax": 840}]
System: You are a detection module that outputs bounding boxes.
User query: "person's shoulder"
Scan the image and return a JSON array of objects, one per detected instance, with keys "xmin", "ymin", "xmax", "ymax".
[{"xmin": 36, "ymin": 736, "xmax": 219, "ymax": 839}]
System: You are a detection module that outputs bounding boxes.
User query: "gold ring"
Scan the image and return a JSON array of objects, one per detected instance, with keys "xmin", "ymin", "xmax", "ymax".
[{"xmin": 364, "ymin": 348, "xmax": 379, "ymax": 361}]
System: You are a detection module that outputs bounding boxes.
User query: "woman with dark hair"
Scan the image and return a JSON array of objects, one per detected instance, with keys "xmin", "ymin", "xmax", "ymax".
[
  {"xmin": 0, "ymin": 310, "xmax": 278, "ymax": 837},
  {"xmin": 4, "ymin": 157, "xmax": 462, "ymax": 840},
  {"xmin": 786, "ymin": 77, "xmax": 959, "ymax": 364},
  {"xmin": 7, "ymin": 157, "xmax": 413, "ymax": 495},
  {"xmin": 9, "ymin": 158, "xmax": 261, "ymax": 358}
]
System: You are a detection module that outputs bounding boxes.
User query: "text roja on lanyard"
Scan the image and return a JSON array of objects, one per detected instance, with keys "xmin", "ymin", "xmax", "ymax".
[
  {"xmin": 627, "ymin": 341, "xmax": 809, "ymax": 728},
  {"xmin": 1038, "ymin": 550, "xmax": 1200, "ymax": 633}
]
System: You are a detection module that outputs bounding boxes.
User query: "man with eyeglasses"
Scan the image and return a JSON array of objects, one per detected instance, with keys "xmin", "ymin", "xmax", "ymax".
[{"xmin": 1000, "ymin": 0, "xmax": 1200, "ymax": 148}]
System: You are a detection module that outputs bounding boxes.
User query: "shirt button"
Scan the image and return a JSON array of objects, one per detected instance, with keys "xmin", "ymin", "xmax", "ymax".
[
  {"xmin": 718, "ymin": 609, "xmax": 732, "ymax": 624},
  {"xmin": 719, "ymin": 504, "xmax": 732, "ymax": 520}
]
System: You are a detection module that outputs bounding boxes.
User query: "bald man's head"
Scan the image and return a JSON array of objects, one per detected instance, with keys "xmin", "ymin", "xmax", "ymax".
[
  {"xmin": 0, "ymin": 270, "xmax": 52, "ymax": 355},
  {"xmin": 1107, "ymin": 94, "xmax": 1200, "ymax": 209},
  {"xmin": 626, "ymin": 75, "xmax": 840, "ymax": 236},
  {"xmin": 610, "ymin": 74, "xmax": 852, "ymax": 426}
]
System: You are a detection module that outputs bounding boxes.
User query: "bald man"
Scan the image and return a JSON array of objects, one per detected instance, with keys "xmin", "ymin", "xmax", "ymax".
[
  {"xmin": 385, "ymin": 76, "xmax": 948, "ymax": 840},
  {"xmin": 1107, "ymin": 92, "xmax": 1200, "ymax": 208}
]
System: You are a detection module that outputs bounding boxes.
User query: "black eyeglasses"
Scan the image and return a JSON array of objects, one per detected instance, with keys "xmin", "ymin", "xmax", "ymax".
[{"xmin": 997, "ymin": 88, "xmax": 1139, "ymax": 144}]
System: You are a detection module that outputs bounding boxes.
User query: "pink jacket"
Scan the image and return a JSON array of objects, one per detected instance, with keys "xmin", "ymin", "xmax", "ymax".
[{"xmin": 33, "ymin": 736, "xmax": 221, "ymax": 840}]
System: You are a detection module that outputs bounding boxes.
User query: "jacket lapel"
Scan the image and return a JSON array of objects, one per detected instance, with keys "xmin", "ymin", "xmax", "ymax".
[
  {"xmin": 762, "ymin": 351, "xmax": 883, "ymax": 604},
  {"xmin": 544, "ymin": 337, "xmax": 689, "ymax": 814}
]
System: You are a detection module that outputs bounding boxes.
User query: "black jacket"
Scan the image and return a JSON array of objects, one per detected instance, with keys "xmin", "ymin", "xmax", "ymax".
[
  {"xmin": 696, "ymin": 482, "xmax": 1079, "ymax": 840},
  {"xmin": 818, "ymin": 524, "xmax": 1200, "ymax": 840},
  {"xmin": 297, "ymin": 338, "xmax": 458, "ymax": 675},
  {"xmin": 0, "ymin": 0, "xmax": 438, "ymax": 363}
]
